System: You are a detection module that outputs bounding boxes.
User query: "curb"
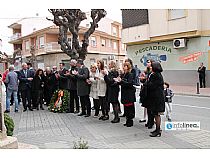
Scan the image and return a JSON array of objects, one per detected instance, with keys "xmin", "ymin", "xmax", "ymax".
[{"xmin": 174, "ymin": 93, "xmax": 210, "ymax": 98}]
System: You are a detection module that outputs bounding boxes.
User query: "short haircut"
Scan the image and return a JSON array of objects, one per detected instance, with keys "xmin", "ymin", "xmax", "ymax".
[
  {"xmin": 77, "ymin": 59, "xmax": 84, "ymax": 65},
  {"xmin": 27, "ymin": 63, "xmax": 32, "ymax": 67},
  {"xmin": 59, "ymin": 63, "xmax": 65, "ymax": 66},
  {"xmin": 9, "ymin": 65, "xmax": 15, "ymax": 71},
  {"xmin": 164, "ymin": 82, "xmax": 170, "ymax": 88}
]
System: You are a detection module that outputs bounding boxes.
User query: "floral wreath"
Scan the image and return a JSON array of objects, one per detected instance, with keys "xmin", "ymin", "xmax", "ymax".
[{"xmin": 48, "ymin": 89, "xmax": 70, "ymax": 113}]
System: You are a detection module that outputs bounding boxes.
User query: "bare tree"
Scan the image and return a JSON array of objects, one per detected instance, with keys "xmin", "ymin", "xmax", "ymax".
[
  {"xmin": 47, "ymin": 9, "xmax": 106, "ymax": 60},
  {"xmin": 0, "ymin": 48, "xmax": 21, "ymax": 64}
]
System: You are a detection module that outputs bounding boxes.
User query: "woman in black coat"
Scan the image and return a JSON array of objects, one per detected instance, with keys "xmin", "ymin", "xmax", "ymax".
[
  {"xmin": 139, "ymin": 59, "xmax": 155, "ymax": 129},
  {"xmin": 103, "ymin": 61, "xmax": 120, "ymax": 123},
  {"xmin": 32, "ymin": 69, "xmax": 45, "ymax": 110},
  {"xmin": 145, "ymin": 62, "xmax": 165, "ymax": 137},
  {"xmin": 116, "ymin": 62, "xmax": 136, "ymax": 127}
]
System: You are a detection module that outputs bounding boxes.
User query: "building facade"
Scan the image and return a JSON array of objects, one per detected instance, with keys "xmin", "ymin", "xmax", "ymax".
[
  {"xmin": 8, "ymin": 16, "xmax": 126, "ymax": 70},
  {"xmin": 122, "ymin": 9, "xmax": 210, "ymax": 86}
]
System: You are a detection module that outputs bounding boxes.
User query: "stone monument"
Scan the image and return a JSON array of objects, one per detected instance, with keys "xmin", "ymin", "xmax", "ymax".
[{"xmin": 0, "ymin": 81, "xmax": 18, "ymax": 149}]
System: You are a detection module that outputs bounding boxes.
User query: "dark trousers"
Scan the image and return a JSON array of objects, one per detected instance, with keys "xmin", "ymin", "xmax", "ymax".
[
  {"xmin": 21, "ymin": 88, "xmax": 32, "ymax": 110},
  {"xmin": 80, "ymin": 95, "xmax": 91, "ymax": 115},
  {"xmin": 199, "ymin": 76, "xmax": 206, "ymax": 88},
  {"xmin": 147, "ymin": 109, "xmax": 154, "ymax": 126},
  {"xmin": 34, "ymin": 90, "xmax": 44, "ymax": 108},
  {"xmin": 124, "ymin": 104, "xmax": 135, "ymax": 121},
  {"xmin": 45, "ymin": 89, "xmax": 53, "ymax": 106},
  {"xmin": 99, "ymin": 96, "xmax": 109, "ymax": 116},
  {"xmin": 69, "ymin": 90, "xmax": 80, "ymax": 112},
  {"xmin": 93, "ymin": 99, "xmax": 100, "ymax": 116}
]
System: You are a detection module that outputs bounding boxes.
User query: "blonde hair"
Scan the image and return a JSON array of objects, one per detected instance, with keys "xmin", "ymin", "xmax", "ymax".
[
  {"xmin": 109, "ymin": 60, "xmax": 118, "ymax": 71},
  {"xmin": 90, "ymin": 63, "xmax": 97, "ymax": 69}
]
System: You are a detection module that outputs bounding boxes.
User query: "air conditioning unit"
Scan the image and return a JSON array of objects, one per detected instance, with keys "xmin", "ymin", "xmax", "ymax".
[{"xmin": 173, "ymin": 39, "xmax": 186, "ymax": 48}]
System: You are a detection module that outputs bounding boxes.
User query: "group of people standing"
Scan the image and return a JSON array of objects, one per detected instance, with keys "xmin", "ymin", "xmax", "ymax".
[{"xmin": 1, "ymin": 58, "xmax": 169, "ymax": 137}]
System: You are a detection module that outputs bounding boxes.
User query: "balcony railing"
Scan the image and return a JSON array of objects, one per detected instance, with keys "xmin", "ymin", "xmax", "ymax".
[
  {"xmin": 10, "ymin": 33, "xmax": 21, "ymax": 41},
  {"xmin": 45, "ymin": 42, "xmax": 61, "ymax": 52}
]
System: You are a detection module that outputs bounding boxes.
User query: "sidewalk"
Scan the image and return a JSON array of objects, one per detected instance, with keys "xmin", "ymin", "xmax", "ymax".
[{"xmin": 170, "ymin": 85, "xmax": 210, "ymax": 97}]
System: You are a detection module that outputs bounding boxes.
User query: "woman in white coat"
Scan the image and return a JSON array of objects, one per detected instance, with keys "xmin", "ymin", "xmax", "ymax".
[
  {"xmin": 96, "ymin": 60, "xmax": 109, "ymax": 121},
  {"xmin": 88, "ymin": 63, "xmax": 100, "ymax": 117}
]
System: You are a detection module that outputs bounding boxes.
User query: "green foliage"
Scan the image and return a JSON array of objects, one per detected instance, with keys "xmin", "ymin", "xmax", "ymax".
[
  {"xmin": 4, "ymin": 113, "xmax": 15, "ymax": 136},
  {"xmin": 48, "ymin": 89, "xmax": 70, "ymax": 113},
  {"xmin": 73, "ymin": 138, "xmax": 89, "ymax": 149}
]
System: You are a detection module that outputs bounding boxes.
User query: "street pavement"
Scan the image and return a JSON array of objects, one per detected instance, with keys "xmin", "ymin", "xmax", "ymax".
[{"xmin": 5, "ymin": 92, "xmax": 210, "ymax": 149}]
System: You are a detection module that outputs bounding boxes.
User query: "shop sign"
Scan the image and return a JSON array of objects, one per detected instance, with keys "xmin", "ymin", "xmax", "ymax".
[
  {"xmin": 179, "ymin": 52, "xmax": 203, "ymax": 64},
  {"xmin": 135, "ymin": 45, "xmax": 172, "ymax": 55}
]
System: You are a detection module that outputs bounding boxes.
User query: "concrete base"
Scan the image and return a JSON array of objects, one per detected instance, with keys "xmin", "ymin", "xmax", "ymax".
[
  {"xmin": 0, "ymin": 136, "xmax": 18, "ymax": 149},
  {"xmin": 18, "ymin": 143, "xmax": 39, "ymax": 149}
]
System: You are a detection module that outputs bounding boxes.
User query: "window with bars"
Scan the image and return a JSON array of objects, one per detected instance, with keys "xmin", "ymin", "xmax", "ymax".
[
  {"xmin": 113, "ymin": 41, "xmax": 117, "ymax": 50},
  {"xmin": 101, "ymin": 39, "xmax": 106, "ymax": 47},
  {"xmin": 25, "ymin": 40, "xmax": 30, "ymax": 51},
  {"xmin": 91, "ymin": 36, "xmax": 97, "ymax": 47},
  {"xmin": 39, "ymin": 36, "xmax": 45, "ymax": 48}
]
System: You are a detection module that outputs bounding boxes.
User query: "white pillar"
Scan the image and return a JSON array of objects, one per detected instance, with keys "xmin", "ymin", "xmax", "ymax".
[{"xmin": 0, "ymin": 81, "xmax": 7, "ymax": 139}]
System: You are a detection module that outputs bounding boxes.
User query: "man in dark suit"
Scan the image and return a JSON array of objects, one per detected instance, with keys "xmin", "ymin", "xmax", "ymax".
[
  {"xmin": 74, "ymin": 59, "xmax": 91, "ymax": 117},
  {"xmin": 58, "ymin": 63, "xmax": 69, "ymax": 90},
  {"xmin": 198, "ymin": 62, "xmax": 206, "ymax": 88},
  {"xmin": 18, "ymin": 63, "xmax": 34, "ymax": 112},
  {"xmin": 65, "ymin": 59, "xmax": 80, "ymax": 113}
]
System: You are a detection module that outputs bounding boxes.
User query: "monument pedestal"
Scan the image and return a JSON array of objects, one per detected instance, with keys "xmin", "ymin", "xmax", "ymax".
[{"xmin": 0, "ymin": 136, "xmax": 18, "ymax": 149}]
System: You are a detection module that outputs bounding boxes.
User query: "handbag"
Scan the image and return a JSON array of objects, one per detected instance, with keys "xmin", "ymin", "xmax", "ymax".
[{"xmin": 139, "ymin": 84, "xmax": 147, "ymax": 103}]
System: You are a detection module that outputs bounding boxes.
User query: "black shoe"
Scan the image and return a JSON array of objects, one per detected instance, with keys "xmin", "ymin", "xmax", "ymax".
[
  {"xmin": 4, "ymin": 110, "xmax": 10, "ymax": 113},
  {"xmin": 23, "ymin": 109, "xmax": 27, "ymax": 112},
  {"xmin": 111, "ymin": 118, "xmax": 120, "ymax": 123},
  {"xmin": 29, "ymin": 108, "xmax": 33, "ymax": 111},
  {"xmin": 150, "ymin": 130, "xmax": 161, "ymax": 137},
  {"xmin": 145, "ymin": 123, "xmax": 148, "ymax": 127},
  {"xmin": 40, "ymin": 106, "xmax": 44, "ymax": 110},
  {"xmin": 84, "ymin": 114, "xmax": 90, "ymax": 117},
  {"xmin": 15, "ymin": 109, "xmax": 18, "ymax": 113},
  {"xmin": 78, "ymin": 113, "xmax": 86, "ymax": 116},
  {"xmin": 126, "ymin": 120, "xmax": 133, "ymax": 127},
  {"xmin": 74, "ymin": 110, "xmax": 79, "ymax": 114},
  {"xmin": 139, "ymin": 119, "xmax": 146, "ymax": 123},
  {"xmin": 37, "ymin": 107, "xmax": 39, "ymax": 110},
  {"xmin": 120, "ymin": 114, "xmax": 125, "ymax": 117},
  {"xmin": 150, "ymin": 129, "xmax": 162, "ymax": 134},
  {"xmin": 91, "ymin": 107, "xmax": 95, "ymax": 110},
  {"xmin": 99, "ymin": 116, "xmax": 105, "ymax": 120},
  {"xmin": 102, "ymin": 115, "xmax": 109, "ymax": 121}
]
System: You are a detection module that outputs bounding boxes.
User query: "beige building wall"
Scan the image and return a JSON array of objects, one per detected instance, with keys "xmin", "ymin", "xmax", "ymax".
[
  {"xmin": 122, "ymin": 9, "xmax": 210, "ymax": 44},
  {"xmin": 149, "ymin": 9, "xmax": 201, "ymax": 37}
]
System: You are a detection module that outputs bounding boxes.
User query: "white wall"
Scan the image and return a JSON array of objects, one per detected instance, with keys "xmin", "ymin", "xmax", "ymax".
[
  {"xmin": 122, "ymin": 24, "xmax": 150, "ymax": 43},
  {"xmin": 20, "ymin": 17, "xmax": 53, "ymax": 37},
  {"xmin": 80, "ymin": 12, "xmax": 113, "ymax": 35}
]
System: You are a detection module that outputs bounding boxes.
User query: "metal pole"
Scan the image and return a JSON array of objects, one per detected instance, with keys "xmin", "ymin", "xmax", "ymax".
[{"xmin": 196, "ymin": 82, "xmax": 200, "ymax": 94}]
